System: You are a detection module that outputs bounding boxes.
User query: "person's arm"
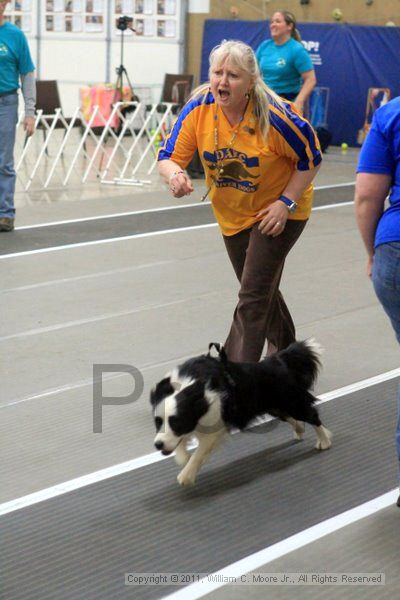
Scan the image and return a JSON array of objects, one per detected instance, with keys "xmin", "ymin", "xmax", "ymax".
[
  {"xmin": 158, "ymin": 159, "xmax": 194, "ymax": 197},
  {"xmin": 354, "ymin": 172, "xmax": 391, "ymax": 276},
  {"xmin": 355, "ymin": 105, "xmax": 394, "ymax": 275},
  {"xmin": 257, "ymin": 103, "xmax": 322, "ymax": 236},
  {"xmin": 294, "ymin": 70, "xmax": 316, "ymax": 114},
  {"xmin": 157, "ymin": 99, "xmax": 200, "ymax": 198},
  {"xmin": 20, "ymin": 71, "xmax": 36, "ymax": 137}
]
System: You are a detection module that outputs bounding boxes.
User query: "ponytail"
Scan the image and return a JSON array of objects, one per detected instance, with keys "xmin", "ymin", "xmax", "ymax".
[
  {"xmin": 279, "ymin": 10, "xmax": 302, "ymax": 42},
  {"xmin": 292, "ymin": 26, "xmax": 302, "ymax": 42}
]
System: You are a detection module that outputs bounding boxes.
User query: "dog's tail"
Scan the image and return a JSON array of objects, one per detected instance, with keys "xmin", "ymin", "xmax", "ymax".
[{"xmin": 278, "ymin": 338, "xmax": 323, "ymax": 389}]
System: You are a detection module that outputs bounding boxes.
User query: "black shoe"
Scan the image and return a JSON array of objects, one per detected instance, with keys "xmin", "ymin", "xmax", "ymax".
[
  {"xmin": 397, "ymin": 494, "xmax": 400, "ymax": 507},
  {"xmin": 0, "ymin": 217, "xmax": 14, "ymax": 232}
]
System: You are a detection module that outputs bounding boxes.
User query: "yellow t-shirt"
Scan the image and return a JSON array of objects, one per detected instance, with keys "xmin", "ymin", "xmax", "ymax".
[{"xmin": 158, "ymin": 92, "xmax": 322, "ymax": 236}]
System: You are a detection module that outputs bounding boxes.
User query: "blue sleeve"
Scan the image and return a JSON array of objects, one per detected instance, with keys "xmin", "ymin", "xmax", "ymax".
[
  {"xmin": 294, "ymin": 44, "xmax": 313, "ymax": 74},
  {"xmin": 357, "ymin": 113, "xmax": 394, "ymax": 174},
  {"xmin": 255, "ymin": 41, "xmax": 267, "ymax": 63},
  {"xmin": 18, "ymin": 32, "xmax": 35, "ymax": 74}
]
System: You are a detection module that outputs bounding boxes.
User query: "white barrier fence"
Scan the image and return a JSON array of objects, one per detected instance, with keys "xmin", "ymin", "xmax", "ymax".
[{"xmin": 15, "ymin": 101, "xmax": 179, "ymax": 191}]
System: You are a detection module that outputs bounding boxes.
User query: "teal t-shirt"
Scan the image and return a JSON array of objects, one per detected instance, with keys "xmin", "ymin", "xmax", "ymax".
[
  {"xmin": 0, "ymin": 22, "xmax": 35, "ymax": 94},
  {"xmin": 255, "ymin": 38, "xmax": 313, "ymax": 95}
]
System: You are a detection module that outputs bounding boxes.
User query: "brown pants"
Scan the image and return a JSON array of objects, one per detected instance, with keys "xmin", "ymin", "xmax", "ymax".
[{"xmin": 223, "ymin": 219, "xmax": 307, "ymax": 362}]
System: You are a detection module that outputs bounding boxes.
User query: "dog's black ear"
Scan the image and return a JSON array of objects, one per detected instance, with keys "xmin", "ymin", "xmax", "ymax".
[
  {"xmin": 150, "ymin": 377, "xmax": 174, "ymax": 405},
  {"xmin": 208, "ymin": 343, "xmax": 228, "ymax": 363}
]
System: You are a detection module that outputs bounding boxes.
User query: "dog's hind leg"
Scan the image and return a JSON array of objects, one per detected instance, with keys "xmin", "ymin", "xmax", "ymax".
[
  {"xmin": 314, "ymin": 425, "xmax": 332, "ymax": 450},
  {"xmin": 177, "ymin": 430, "xmax": 226, "ymax": 487},
  {"xmin": 291, "ymin": 393, "xmax": 332, "ymax": 450},
  {"xmin": 285, "ymin": 417, "xmax": 305, "ymax": 440}
]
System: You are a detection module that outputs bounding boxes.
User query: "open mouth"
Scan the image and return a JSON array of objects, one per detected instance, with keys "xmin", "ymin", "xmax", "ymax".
[
  {"xmin": 160, "ymin": 438, "xmax": 183, "ymax": 456},
  {"xmin": 218, "ymin": 89, "xmax": 230, "ymax": 99}
]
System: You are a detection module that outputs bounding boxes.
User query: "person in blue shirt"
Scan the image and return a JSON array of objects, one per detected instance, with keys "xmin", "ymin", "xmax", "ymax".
[
  {"xmin": 0, "ymin": 0, "xmax": 36, "ymax": 232},
  {"xmin": 355, "ymin": 96, "xmax": 400, "ymax": 508},
  {"xmin": 255, "ymin": 10, "xmax": 316, "ymax": 115}
]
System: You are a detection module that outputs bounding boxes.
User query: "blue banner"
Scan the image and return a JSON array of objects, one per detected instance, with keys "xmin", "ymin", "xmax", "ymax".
[{"xmin": 201, "ymin": 20, "xmax": 400, "ymax": 146}]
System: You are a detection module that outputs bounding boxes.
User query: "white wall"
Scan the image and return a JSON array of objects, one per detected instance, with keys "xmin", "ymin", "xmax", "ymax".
[{"xmin": 11, "ymin": 0, "xmax": 186, "ymax": 116}]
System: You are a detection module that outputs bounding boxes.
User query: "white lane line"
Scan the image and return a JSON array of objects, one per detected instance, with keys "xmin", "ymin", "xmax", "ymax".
[
  {"xmin": 0, "ymin": 223, "xmax": 218, "ymax": 260},
  {"xmin": 15, "ymin": 202, "xmax": 203, "ymax": 229},
  {"xmin": 162, "ymin": 489, "xmax": 398, "ymax": 600},
  {"xmin": 14, "ymin": 182, "xmax": 355, "ymax": 231},
  {"xmin": 0, "ymin": 368, "xmax": 398, "ymax": 516},
  {"xmin": 313, "ymin": 200, "xmax": 353, "ymax": 211},
  {"xmin": 0, "ymin": 200, "xmax": 355, "ymax": 261},
  {"xmin": 0, "ymin": 260, "xmax": 175, "ymax": 294},
  {"xmin": 315, "ymin": 181, "xmax": 355, "ymax": 190},
  {"xmin": 317, "ymin": 367, "xmax": 400, "ymax": 402},
  {"xmin": 1, "ymin": 350, "xmax": 201, "ymax": 409},
  {"xmin": 0, "ymin": 452, "xmax": 170, "ymax": 517},
  {"xmin": 0, "ymin": 290, "xmax": 219, "ymax": 342}
]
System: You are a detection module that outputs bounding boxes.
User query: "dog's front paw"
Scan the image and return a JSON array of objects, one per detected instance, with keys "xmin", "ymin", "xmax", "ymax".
[
  {"xmin": 177, "ymin": 470, "xmax": 196, "ymax": 487},
  {"xmin": 174, "ymin": 445, "xmax": 190, "ymax": 466}
]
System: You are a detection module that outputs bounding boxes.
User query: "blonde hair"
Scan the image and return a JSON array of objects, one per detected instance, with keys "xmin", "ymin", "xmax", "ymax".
[
  {"xmin": 189, "ymin": 40, "xmax": 286, "ymax": 142},
  {"xmin": 275, "ymin": 10, "xmax": 302, "ymax": 42}
]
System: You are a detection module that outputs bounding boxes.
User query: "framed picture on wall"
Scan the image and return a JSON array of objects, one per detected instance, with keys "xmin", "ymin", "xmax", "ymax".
[
  {"xmin": 72, "ymin": 13, "xmax": 82, "ymax": 30},
  {"xmin": 93, "ymin": 0, "xmax": 103, "ymax": 13},
  {"xmin": 122, "ymin": 0, "xmax": 133, "ymax": 13},
  {"xmin": 85, "ymin": 14, "xmax": 103, "ymax": 31},
  {"xmin": 21, "ymin": 14, "xmax": 31, "ymax": 30},
  {"xmin": 46, "ymin": 15, "xmax": 54, "ymax": 30},
  {"xmin": 143, "ymin": 0, "xmax": 153, "ymax": 15}
]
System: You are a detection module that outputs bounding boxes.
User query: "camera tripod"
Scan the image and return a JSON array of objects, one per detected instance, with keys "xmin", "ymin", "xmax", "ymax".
[
  {"xmin": 98, "ymin": 22, "xmax": 138, "ymax": 173},
  {"xmin": 113, "ymin": 22, "xmax": 138, "ymax": 106}
]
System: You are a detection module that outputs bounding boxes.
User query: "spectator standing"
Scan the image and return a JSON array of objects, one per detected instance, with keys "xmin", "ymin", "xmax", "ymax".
[
  {"xmin": 0, "ymin": 0, "xmax": 36, "ymax": 232},
  {"xmin": 355, "ymin": 96, "xmax": 400, "ymax": 507},
  {"xmin": 256, "ymin": 10, "xmax": 316, "ymax": 114}
]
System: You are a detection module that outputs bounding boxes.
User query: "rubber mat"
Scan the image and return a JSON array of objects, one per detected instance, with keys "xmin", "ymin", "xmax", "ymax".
[
  {"xmin": 1, "ymin": 377, "xmax": 397, "ymax": 600},
  {"xmin": 208, "ymin": 506, "xmax": 399, "ymax": 600},
  {"xmin": 0, "ymin": 185, "xmax": 353, "ymax": 256}
]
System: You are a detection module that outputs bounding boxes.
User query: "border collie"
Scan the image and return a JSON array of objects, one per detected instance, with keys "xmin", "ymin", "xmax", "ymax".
[{"xmin": 150, "ymin": 340, "xmax": 332, "ymax": 486}]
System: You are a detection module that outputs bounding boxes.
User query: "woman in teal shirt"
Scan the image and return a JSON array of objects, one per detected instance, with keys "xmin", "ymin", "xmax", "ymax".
[{"xmin": 256, "ymin": 11, "xmax": 316, "ymax": 114}]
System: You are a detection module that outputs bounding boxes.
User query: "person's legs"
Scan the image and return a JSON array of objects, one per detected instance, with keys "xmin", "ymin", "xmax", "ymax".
[
  {"xmin": 372, "ymin": 242, "xmax": 400, "ymax": 500},
  {"xmin": 397, "ymin": 386, "xmax": 400, "ymax": 505},
  {"xmin": 0, "ymin": 93, "xmax": 19, "ymax": 225},
  {"xmin": 223, "ymin": 220, "xmax": 307, "ymax": 362},
  {"xmin": 372, "ymin": 243, "xmax": 400, "ymax": 341}
]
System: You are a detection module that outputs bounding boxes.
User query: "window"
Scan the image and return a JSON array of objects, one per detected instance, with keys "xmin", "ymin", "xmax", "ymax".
[
  {"xmin": 4, "ymin": 0, "xmax": 33, "ymax": 32},
  {"xmin": 44, "ymin": 0, "xmax": 105, "ymax": 33}
]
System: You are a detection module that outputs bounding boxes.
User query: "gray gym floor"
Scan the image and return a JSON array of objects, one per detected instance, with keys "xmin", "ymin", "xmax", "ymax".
[{"xmin": 1, "ymin": 147, "xmax": 399, "ymax": 599}]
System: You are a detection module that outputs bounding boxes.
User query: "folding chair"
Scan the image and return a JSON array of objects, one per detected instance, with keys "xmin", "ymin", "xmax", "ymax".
[
  {"xmin": 33, "ymin": 80, "xmax": 83, "ymax": 154},
  {"xmin": 160, "ymin": 73, "xmax": 194, "ymax": 110}
]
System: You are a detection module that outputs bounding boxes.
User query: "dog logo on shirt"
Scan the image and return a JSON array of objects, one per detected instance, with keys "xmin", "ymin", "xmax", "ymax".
[
  {"xmin": 0, "ymin": 44, "xmax": 9, "ymax": 56},
  {"xmin": 277, "ymin": 58, "xmax": 286, "ymax": 67},
  {"xmin": 203, "ymin": 149, "xmax": 260, "ymax": 193}
]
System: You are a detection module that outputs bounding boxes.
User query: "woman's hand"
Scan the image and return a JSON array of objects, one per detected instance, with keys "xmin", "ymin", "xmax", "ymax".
[
  {"xmin": 257, "ymin": 200, "xmax": 289, "ymax": 237},
  {"xmin": 367, "ymin": 255, "xmax": 374, "ymax": 278},
  {"xmin": 293, "ymin": 98, "xmax": 304, "ymax": 115},
  {"xmin": 169, "ymin": 171, "xmax": 194, "ymax": 198}
]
